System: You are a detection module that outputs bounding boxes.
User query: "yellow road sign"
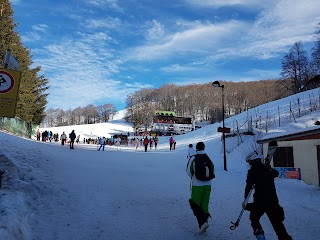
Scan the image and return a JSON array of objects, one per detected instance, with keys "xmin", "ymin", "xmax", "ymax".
[{"xmin": 0, "ymin": 68, "xmax": 21, "ymax": 118}]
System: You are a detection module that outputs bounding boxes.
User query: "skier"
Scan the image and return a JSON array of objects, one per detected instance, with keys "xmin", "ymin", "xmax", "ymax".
[
  {"xmin": 186, "ymin": 142, "xmax": 215, "ymax": 233},
  {"xmin": 69, "ymin": 130, "xmax": 76, "ymax": 149},
  {"xmin": 187, "ymin": 144, "xmax": 196, "ymax": 160},
  {"xmin": 60, "ymin": 131, "xmax": 67, "ymax": 146},
  {"xmin": 143, "ymin": 137, "xmax": 149, "ymax": 152},
  {"xmin": 169, "ymin": 137, "xmax": 174, "ymax": 151},
  {"xmin": 154, "ymin": 136, "xmax": 158, "ymax": 150},
  {"xmin": 97, "ymin": 137, "xmax": 106, "ymax": 151},
  {"xmin": 135, "ymin": 138, "xmax": 140, "ymax": 150},
  {"xmin": 243, "ymin": 153, "xmax": 292, "ymax": 240},
  {"xmin": 149, "ymin": 137, "xmax": 153, "ymax": 150}
]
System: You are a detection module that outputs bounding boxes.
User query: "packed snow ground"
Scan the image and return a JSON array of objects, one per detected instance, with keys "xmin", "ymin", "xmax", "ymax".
[{"xmin": 1, "ymin": 90, "xmax": 320, "ymax": 240}]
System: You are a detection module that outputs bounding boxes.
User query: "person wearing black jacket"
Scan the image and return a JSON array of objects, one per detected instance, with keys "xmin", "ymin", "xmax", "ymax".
[
  {"xmin": 243, "ymin": 153, "xmax": 292, "ymax": 240},
  {"xmin": 69, "ymin": 130, "xmax": 76, "ymax": 149}
]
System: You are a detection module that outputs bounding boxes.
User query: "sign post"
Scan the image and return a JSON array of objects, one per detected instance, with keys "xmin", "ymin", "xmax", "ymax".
[{"xmin": 0, "ymin": 69, "xmax": 21, "ymax": 117}]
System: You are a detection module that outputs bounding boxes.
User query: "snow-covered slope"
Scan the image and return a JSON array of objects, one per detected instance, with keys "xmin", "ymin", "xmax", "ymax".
[{"xmin": 0, "ymin": 89, "xmax": 319, "ymax": 240}]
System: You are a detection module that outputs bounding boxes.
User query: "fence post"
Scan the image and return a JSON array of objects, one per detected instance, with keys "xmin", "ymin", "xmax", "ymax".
[
  {"xmin": 278, "ymin": 106, "xmax": 280, "ymax": 127},
  {"xmin": 298, "ymin": 97, "xmax": 300, "ymax": 117},
  {"xmin": 309, "ymin": 94, "xmax": 312, "ymax": 112},
  {"xmin": 248, "ymin": 115, "xmax": 252, "ymax": 133},
  {"xmin": 266, "ymin": 110, "xmax": 268, "ymax": 133}
]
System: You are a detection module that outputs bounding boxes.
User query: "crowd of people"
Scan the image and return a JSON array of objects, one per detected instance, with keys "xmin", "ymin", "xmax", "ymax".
[{"xmin": 36, "ymin": 131, "xmax": 177, "ymax": 152}]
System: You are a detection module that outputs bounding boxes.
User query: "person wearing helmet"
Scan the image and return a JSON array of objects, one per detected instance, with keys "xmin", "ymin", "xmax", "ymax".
[{"xmin": 243, "ymin": 152, "xmax": 292, "ymax": 240}]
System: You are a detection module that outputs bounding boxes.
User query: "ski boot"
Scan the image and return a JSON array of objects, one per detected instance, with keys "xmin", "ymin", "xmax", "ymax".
[
  {"xmin": 254, "ymin": 229, "xmax": 266, "ymax": 240},
  {"xmin": 199, "ymin": 221, "xmax": 209, "ymax": 234}
]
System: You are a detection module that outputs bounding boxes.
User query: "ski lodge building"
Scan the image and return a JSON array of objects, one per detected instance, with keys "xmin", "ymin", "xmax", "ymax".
[
  {"xmin": 257, "ymin": 126, "xmax": 320, "ymax": 186},
  {"xmin": 151, "ymin": 111, "xmax": 193, "ymax": 135}
]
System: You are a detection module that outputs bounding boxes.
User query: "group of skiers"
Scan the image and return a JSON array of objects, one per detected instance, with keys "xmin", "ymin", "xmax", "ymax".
[
  {"xmin": 186, "ymin": 142, "xmax": 292, "ymax": 239},
  {"xmin": 37, "ymin": 130, "xmax": 80, "ymax": 148},
  {"xmin": 142, "ymin": 136, "xmax": 159, "ymax": 152}
]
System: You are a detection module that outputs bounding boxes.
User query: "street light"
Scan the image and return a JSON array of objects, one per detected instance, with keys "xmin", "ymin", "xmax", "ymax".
[{"xmin": 212, "ymin": 81, "xmax": 227, "ymax": 171}]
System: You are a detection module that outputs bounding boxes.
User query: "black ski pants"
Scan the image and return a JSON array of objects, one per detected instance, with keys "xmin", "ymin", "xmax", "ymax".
[
  {"xmin": 250, "ymin": 202, "xmax": 292, "ymax": 240},
  {"xmin": 70, "ymin": 140, "xmax": 75, "ymax": 149},
  {"xmin": 189, "ymin": 199, "xmax": 209, "ymax": 228}
]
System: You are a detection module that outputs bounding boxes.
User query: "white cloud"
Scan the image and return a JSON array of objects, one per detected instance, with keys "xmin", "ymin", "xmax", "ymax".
[
  {"xmin": 85, "ymin": 17, "xmax": 122, "ymax": 29},
  {"xmin": 185, "ymin": 0, "xmax": 270, "ymax": 9},
  {"xmin": 21, "ymin": 25, "xmax": 48, "ymax": 43},
  {"xmin": 161, "ymin": 64, "xmax": 198, "ymax": 73},
  {"xmin": 126, "ymin": 20, "xmax": 249, "ymax": 61},
  {"xmin": 21, "ymin": 32, "xmax": 41, "ymax": 42},
  {"xmin": 126, "ymin": 0, "xmax": 320, "ymax": 63},
  {"xmin": 32, "ymin": 24, "xmax": 48, "ymax": 33},
  {"xmin": 86, "ymin": 0, "xmax": 122, "ymax": 11},
  {"xmin": 32, "ymin": 32, "xmax": 150, "ymax": 110},
  {"xmin": 240, "ymin": 0, "xmax": 320, "ymax": 57},
  {"xmin": 145, "ymin": 19, "xmax": 165, "ymax": 40}
]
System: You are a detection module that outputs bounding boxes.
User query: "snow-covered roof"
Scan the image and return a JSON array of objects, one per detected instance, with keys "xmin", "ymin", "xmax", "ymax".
[{"xmin": 258, "ymin": 125, "xmax": 320, "ymax": 143}]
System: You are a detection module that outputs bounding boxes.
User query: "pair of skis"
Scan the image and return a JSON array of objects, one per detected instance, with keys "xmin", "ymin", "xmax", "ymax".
[{"xmin": 230, "ymin": 140, "xmax": 278, "ymax": 240}]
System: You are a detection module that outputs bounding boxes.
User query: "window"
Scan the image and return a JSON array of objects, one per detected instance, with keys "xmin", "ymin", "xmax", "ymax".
[{"xmin": 273, "ymin": 147, "xmax": 294, "ymax": 167}]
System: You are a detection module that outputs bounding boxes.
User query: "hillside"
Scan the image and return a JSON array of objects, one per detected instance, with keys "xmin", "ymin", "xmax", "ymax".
[{"xmin": 0, "ymin": 88, "xmax": 319, "ymax": 240}]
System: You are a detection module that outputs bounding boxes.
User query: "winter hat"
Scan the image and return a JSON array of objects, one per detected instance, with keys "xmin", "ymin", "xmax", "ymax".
[
  {"xmin": 246, "ymin": 152, "xmax": 264, "ymax": 163},
  {"xmin": 189, "ymin": 144, "xmax": 193, "ymax": 148},
  {"xmin": 196, "ymin": 142, "xmax": 205, "ymax": 151}
]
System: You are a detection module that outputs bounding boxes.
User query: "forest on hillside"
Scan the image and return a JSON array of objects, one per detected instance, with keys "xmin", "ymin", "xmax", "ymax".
[
  {"xmin": 42, "ymin": 21, "xmax": 320, "ymax": 129},
  {"xmin": 42, "ymin": 79, "xmax": 287, "ymax": 128}
]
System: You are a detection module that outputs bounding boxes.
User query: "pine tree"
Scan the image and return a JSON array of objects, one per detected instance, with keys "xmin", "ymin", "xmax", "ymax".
[{"xmin": 0, "ymin": 0, "xmax": 49, "ymax": 124}]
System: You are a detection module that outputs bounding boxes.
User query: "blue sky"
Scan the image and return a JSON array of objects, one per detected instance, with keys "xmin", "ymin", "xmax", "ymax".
[{"xmin": 10, "ymin": 0, "xmax": 320, "ymax": 111}]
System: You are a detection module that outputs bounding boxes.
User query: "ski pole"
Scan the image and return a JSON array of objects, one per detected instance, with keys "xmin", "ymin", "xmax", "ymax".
[{"xmin": 230, "ymin": 185, "xmax": 254, "ymax": 230}]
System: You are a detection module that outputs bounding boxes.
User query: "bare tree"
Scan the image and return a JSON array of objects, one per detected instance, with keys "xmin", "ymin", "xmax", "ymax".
[
  {"xmin": 72, "ymin": 107, "xmax": 83, "ymax": 125},
  {"xmin": 97, "ymin": 104, "xmax": 116, "ymax": 122},
  {"xmin": 311, "ymin": 22, "xmax": 320, "ymax": 75},
  {"xmin": 83, "ymin": 104, "xmax": 98, "ymax": 124},
  {"xmin": 281, "ymin": 41, "xmax": 310, "ymax": 94}
]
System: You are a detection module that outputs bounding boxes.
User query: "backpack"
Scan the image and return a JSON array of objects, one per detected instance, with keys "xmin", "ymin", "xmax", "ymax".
[{"xmin": 194, "ymin": 154, "xmax": 215, "ymax": 181}]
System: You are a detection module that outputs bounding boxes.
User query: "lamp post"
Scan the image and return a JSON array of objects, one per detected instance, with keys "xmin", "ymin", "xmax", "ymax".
[{"xmin": 212, "ymin": 81, "xmax": 227, "ymax": 171}]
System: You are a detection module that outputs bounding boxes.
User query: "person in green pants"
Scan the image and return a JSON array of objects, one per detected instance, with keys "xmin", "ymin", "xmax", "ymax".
[{"xmin": 186, "ymin": 142, "xmax": 215, "ymax": 233}]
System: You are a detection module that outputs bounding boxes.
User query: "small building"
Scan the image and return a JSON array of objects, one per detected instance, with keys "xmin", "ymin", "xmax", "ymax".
[{"xmin": 257, "ymin": 126, "xmax": 320, "ymax": 186}]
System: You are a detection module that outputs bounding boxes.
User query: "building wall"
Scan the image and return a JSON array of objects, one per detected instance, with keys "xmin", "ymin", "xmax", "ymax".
[{"xmin": 264, "ymin": 139, "xmax": 320, "ymax": 186}]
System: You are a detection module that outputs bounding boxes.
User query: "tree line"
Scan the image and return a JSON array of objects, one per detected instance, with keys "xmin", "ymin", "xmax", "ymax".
[
  {"xmin": 42, "ymin": 104, "xmax": 117, "ymax": 127},
  {"xmin": 124, "ymin": 22, "xmax": 320, "ymax": 129},
  {"xmin": 0, "ymin": 0, "xmax": 49, "ymax": 125},
  {"xmin": 124, "ymin": 80, "xmax": 286, "ymax": 130}
]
